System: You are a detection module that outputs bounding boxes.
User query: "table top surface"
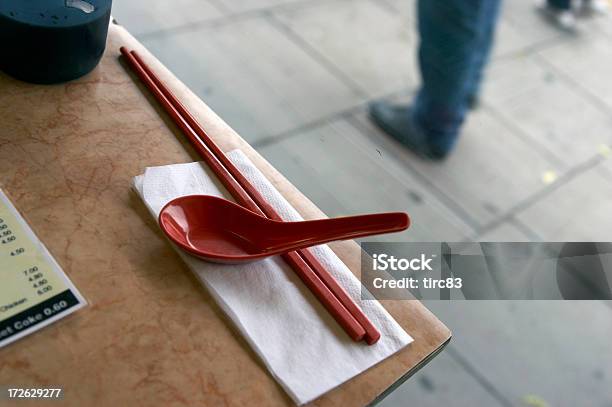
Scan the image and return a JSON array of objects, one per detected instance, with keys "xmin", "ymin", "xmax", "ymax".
[{"xmin": 0, "ymin": 22, "xmax": 450, "ymax": 406}]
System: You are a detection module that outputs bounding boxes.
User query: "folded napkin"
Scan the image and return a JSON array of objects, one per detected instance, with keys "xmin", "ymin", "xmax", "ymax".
[{"xmin": 133, "ymin": 149, "xmax": 413, "ymax": 405}]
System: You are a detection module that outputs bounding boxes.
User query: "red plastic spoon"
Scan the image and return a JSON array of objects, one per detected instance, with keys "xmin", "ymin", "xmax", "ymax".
[{"xmin": 158, "ymin": 195, "xmax": 409, "ymax": 263}]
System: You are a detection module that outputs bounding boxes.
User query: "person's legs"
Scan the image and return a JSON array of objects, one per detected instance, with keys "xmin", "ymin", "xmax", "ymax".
[
  {"xmin": 370, "ymin": 0, "xmax": 501, "ymax": 159},
  {"xmin": 412, "ymin": 0, "xmax": 502, "ymax": 155}
]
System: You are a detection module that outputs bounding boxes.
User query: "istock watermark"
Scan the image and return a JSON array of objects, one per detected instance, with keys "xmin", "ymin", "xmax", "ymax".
[
  {"xmin": 361, "ymin": 242, "xmax": 612, "ymax": 300},
  {"xmin": 372, "ymin": 253, "xmax": 435, "ymax": 271}
]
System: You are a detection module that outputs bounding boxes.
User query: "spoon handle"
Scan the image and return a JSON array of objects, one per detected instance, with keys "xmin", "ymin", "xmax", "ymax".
[{"xmin": 266, "ymin": 213, "xmax": 409, "ymax": 252}]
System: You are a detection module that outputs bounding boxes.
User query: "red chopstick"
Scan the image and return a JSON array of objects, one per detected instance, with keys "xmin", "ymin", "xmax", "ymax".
[
  {"xmin": 128, "ymin": 50, "xmax": 381, "ymax": 345},
  {"xmin": 120, "ymin": 47, "xmax": 373, "ymax": 343}
]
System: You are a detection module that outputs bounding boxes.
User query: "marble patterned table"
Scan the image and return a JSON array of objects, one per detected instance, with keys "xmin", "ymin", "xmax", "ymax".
[{"xmin": 0, "ymin": 21, "xmax": 451, "ymax": 406}]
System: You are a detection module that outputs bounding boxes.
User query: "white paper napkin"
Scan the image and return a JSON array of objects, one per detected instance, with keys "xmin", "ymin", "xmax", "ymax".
[{"xmin": 133, "ymin": 149, "xmax": 413, "ymax": 405}]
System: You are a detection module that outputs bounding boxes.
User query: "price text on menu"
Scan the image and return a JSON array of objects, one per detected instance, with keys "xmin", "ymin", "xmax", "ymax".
[{"xmin": 0, "ymin": 189, "xmax": 85, "ymax": 348}]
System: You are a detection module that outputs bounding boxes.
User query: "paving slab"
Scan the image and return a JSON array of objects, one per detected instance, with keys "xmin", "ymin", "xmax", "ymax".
[
  {"xmin": 258, "ymin": 118, "xmax": 475, "ymax": 242},
  {"xmin": 353, "ymin": 108, "xmax": 560, "ymax": 228},
  {"xmin": 502, "ymin": 0, "xmax": 564, "ymax": 44},
  {"xmin": 424, "ymin": 300, "xmax": 612, "ymax": 407},
  {"xmin": 518, "ymin": 167, "xmax": 612, "ymax": 240},
  {"xmin": 378, "ymin": 351, "xmax": 506, "ymax": 407},
  {"xmin": 380, "ymin": 0, "xmax": 416, "ymax": 24},
  {"xmin": 600, "ymin": 154, "xmax": 612, "ymax": 176},
  {"xmin": 477, "ymin": 221, "xmax": 534, "ymax": 241},
  {"xmin": 112, "ymin": 0, "xmax": 223, "ymax": 37},
  {"xmin": 539, "ymin": 31, "xmax": 612, "ymax": 110},
  {"xmin": 142, "ymin": 17, "xmax": 361, "ymax": 144},
  {"xmin": 215, "ymin": 0, "xmax": 306, "ymax": 13},
  {"xmin": 483, "ymin": 56, "xmax": 612, "ymax": 168},
  {"xmin": 482, "ymin": 54, "xmax": 551, "ymax": 106},
  {"xmin": 491, "ymin": 19, "xmax": 537, "ymax": 59},
  {"xmin": 273, "ymin": 0, "xmax": 418, "ymax": 98},
  {"xmin": 590, "ymin": 10, "xmax": 612, "ymax": 38}
]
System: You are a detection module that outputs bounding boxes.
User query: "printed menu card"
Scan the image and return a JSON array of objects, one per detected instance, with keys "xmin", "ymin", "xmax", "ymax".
[{"xmin": 0, "ymin": 188, "xmax": 85, "ymax": 348}]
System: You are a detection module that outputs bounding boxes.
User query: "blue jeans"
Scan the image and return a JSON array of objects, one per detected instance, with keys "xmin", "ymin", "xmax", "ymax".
[
  {"xmin": 413, "ymin": 0, "xmax": 502, "ymax": 154},
  {"xmin": 548, "ymin": 0, "xmax": 571, "ymax": 10}
]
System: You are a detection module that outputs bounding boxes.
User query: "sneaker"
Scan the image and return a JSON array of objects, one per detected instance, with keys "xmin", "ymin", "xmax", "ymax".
[
  {"xmin": 581, "ymin": 0, "xmax": 609, "ymax": 15},
  {"xmin": 537, "ymin": 1, "xmax": 578, "ymax": 31},
  {"xmin": 368, "ymin": 101, "xmax": 449, "ymax": 160}
]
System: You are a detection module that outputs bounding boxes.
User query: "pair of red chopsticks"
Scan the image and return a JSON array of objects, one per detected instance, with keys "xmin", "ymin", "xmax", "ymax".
[{"xmin": 120, "ymin": 47, "xmax": 380, "ymax": 344}]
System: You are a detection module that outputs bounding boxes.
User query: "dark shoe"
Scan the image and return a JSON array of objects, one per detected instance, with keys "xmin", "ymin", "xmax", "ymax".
[
  {"xmin": 536, "ymin": 1, "xmax": 577, "ymax": 31},
  {"xmin": 368, "ymin": 101, "xmax": 448, "ymax": 160},
  {"xmin": 580, "ymin": 0, "xmax": 609, "ymax": 16}
]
